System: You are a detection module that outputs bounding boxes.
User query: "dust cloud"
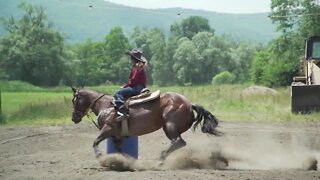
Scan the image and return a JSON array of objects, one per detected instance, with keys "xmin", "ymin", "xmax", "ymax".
[
  {"xmin": 98, "ymin": 129, "xmax": 319, "ymax": 171},
  {"xmin": 97, "ymin": 149, "xmax": 228, "ymax": 171},
  {"xmin": 216, "ymin": 132, "xmax": 318, "ymax": 171}
]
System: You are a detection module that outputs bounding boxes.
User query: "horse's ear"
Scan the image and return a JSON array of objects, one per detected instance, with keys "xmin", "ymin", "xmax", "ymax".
[{"xmin": 71, "ymin": 86, "xmax": 77, "ymax": 93}]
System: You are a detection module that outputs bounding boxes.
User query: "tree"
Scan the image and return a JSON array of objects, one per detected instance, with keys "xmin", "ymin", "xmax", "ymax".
[
  {"xmin": 172, "ymin": 31, "xmax": 238, "ymax": 85},
  {"xmin": 250, "ymin": 33, "xmax": 302, "ymax": 87},
  {"xmin": 131, "ymin": 27, "xmax": 166, "ymax": 85},
  {"xmin": 69, "ymin": 40, "xmax": 107, "ymax": 86},
  {"xmin": 173, "ymin": 38, "xmax": 202, "ymax": 84},
  {"xmin": 229, "ymin": 43, "xmax": 257, "ymax": 83},
  {"xmin": 255, "ymin": 0, "xmax": 320, "ymax": 87},
  {"xmin": 0, "ymin": 2, "xmax": 65, "ymax": 86},
  {"xmin": 104, "ymin": 26, "xmax": 131, "ymax": 84},
  {"xmin": 298, "ymin": 0, "xmax": 320, "ymax": 37},
  {"xmin": 68, "ymin": 27, "xmax": 132, "ymax": 86},
  {"xmin": 250, "ymin": 50, "xmax": 272, "ymax": 85},
  {"xmin": 148, "ymin": 28, "xmax": 170, "ymax": 86},
  {"xmin": 270, "ymin": 0, "xmax": 320, "ymax": 37},
  {"xmin": 270, "ymin": 0, "xmax": 301, "ymax": 32},
  {"xmin": 207, "ymin": 36, "xmax": 234, "ymax": 81},
  {"xmin": 170, "ymin": 16, "xmax": 214, "ymax": 39},
  {"xmin": 105, "ymin": 26, "xmax": 131, "ymax": 61},
  {"xmin": 192, "ymin": 32, "xmax": 217, "ymax": 84}
]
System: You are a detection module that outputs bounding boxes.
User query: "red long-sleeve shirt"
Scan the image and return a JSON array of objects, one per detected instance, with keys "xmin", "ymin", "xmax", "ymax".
[{"xmin": 126, "ymin": 66, "xmax": 146, "ymax": 88}]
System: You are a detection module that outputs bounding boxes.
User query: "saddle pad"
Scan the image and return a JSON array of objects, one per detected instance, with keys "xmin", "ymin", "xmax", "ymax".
[
  {"xmin": 130, "ymin": 88, "xmax": 151, "ymax": 100},
  {"xmin": 128, "ymin": 90, "xmax": 160, "ymax": 106}
]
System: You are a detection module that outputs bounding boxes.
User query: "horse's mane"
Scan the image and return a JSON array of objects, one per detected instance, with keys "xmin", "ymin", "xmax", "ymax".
[{"xmin": 79, "ymin": 88, "xmax": 112, "ymax": 96}]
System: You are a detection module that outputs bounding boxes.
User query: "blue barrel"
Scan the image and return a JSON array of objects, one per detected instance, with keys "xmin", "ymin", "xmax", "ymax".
[{"xmin": 106, "ymin": 136, "xmax": 138, "ymax": 159}]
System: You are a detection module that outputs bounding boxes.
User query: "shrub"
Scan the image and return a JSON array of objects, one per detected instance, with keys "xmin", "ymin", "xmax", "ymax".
[
  {"xmin": 0, "ymin": 80, "xmax": 44, "ymax": 92},
  {"xmin": 212, "ymin": 71, "xmax": 234, "ymax": 85}
]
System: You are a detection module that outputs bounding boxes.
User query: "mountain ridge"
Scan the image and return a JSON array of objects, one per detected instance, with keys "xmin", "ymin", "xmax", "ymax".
[{"xmin": 0, "ymin": 0, "xmax": 278, "ymax": 43}]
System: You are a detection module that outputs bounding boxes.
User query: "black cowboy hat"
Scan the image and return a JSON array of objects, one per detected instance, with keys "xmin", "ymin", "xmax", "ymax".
[{"xmin": 125, "ymin": 49, "xmax": 147, "ymax": 63}]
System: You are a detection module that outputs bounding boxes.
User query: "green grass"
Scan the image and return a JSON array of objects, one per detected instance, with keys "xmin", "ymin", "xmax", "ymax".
[
  {"xmin": 9, "ymin": 99, "xmax": 70, "ymax": 122},
  {"xmin": 0, "ymin": 80, "xmax": 46, "ymax": 92},
  {"xmin": 0, "ymin": 80, "xmax": 120, "ymax": 93},
  {"xmin": 0, "ymin": 81, "xmax": 124, "ymax": 125},
  {"xmin": 152, "ymin": 84, "xmax": 320, "ymax": 122},
  {"xmin": 1, "ymin": 81, "xmax": 320, "ymax": 125},
  {"xmin": 2, "ymin": 92, "xmax": 71, "ymax": 114}
]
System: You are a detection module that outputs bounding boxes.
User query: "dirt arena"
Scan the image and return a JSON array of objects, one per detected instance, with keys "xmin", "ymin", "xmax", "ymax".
[{"xmin": 1, "ymin": 121, "xmax": 320, "ymax": 180}]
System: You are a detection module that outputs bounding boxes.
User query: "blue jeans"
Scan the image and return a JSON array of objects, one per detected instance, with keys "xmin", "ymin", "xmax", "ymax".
[{"xmin": 114, "ymin": 85, "xmax": 144, "ymax": 108}]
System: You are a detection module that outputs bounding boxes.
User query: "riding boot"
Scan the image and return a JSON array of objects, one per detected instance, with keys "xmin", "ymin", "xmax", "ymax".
[{"xmin": 116, "ymin": 105, "xmax": 129, "ymax": 121}]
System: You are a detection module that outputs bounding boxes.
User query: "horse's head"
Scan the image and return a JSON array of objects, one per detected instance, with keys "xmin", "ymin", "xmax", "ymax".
[{"xmin": 71, "ymin": 87, "xmax": 89, "ymax": 124}]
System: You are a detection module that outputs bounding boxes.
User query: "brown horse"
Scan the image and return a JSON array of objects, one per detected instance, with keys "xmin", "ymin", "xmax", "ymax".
[{"xmin": 71, "ymin": 87, "xmax": 221, "ymax": 159}]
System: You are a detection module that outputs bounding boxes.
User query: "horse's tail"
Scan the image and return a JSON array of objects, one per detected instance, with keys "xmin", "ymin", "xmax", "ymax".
[{"xmin": 192, "ymin": 104, "xmax": 222, "ymax": 136}]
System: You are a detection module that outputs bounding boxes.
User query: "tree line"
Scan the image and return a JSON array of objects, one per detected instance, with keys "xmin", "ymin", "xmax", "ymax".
[{"xmin": 0, "ymin": 1, "xmax": 319, "ymax": 87}]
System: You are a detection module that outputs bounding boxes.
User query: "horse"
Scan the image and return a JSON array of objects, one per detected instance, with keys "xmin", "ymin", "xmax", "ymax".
[{"xmin": 71, "ymin": 87, "xmax": 221, "ymax": 159}]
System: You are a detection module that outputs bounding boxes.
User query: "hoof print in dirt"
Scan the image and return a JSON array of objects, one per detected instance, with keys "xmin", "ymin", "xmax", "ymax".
[
  {"xmin": 303, "ymin": 157, "xmax": 317, "ymax": 171},
  {"xmin": 108, "ymin": 161, "xmax": 135, "ymax": 172},
  {"xmin": 98, "ymin": 154, "xmax": 136, "ymax": 172},
  {"xmin": 210, "ymin": 151, "xmax": 229, "ymax": 169}
]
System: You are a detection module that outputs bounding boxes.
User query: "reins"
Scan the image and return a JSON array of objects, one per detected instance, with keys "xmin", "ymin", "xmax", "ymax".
[
  {"xmin": 87, "ymin": 114, "xmax": 101, "ymax": 130},
  {"xmin": 85, "ymin": 93, "xmax": 106, "ymax": 130}
]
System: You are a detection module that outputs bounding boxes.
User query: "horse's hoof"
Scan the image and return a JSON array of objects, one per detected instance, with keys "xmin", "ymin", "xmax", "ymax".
[
  {"xmin": 157, "ymin": 161, "xmax": 164, "ymax": 167},
  {"xmin": 160, "ymin": 151, "xmax": 167, "ymax": 160},
  {"xmin": 96, "ymin": 153, "xmax": 102, "ymax": 158}
]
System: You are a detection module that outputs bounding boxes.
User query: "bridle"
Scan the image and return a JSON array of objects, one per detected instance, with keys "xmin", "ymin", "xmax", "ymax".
[{"xmin": 72, "ymin": 91, "xmax": 106, "ymax": 130}]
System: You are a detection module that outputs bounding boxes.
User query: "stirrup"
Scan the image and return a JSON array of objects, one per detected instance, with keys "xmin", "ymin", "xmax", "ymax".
[
  {"xmin": 116, "ymin": 114, "xmax": 129, "ymax": 122},
  {"xmin": 116, "ymin": 110, "xmax": 129, "ymax": 121},
  {"xmin": 116, "ymin": 111, "xmax": 125, "ymax": 116}
]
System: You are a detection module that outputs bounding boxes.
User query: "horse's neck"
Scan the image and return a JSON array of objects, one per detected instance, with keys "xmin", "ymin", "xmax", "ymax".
[{"xmin": 89, "ymin": 93, "xmax": 113, "ymax": 115}]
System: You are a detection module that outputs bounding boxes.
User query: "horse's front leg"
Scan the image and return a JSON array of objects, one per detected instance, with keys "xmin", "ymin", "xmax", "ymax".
[{"xmin": 93, "ymin": 124, "xmax": 111, "ymax": 158}]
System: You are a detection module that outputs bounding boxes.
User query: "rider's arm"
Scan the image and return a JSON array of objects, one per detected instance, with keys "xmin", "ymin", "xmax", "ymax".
[{"xmin": 127, "ymin": 67, "xmax": 146, "ymax": 87}]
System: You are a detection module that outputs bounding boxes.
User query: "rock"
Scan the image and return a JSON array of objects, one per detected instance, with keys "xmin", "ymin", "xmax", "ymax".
[{"xmin": 241, "ymin": 86, "xmax": 278, "ymax": 96}]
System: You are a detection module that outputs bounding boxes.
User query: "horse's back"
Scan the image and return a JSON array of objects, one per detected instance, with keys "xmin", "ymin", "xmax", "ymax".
[
  {"xmin": 161, "ymin": 92, "xmax": 193, "ymax": 109},
  {"xmin": 128, "ymin": 92, "xmax": 193, "ymax": 136}
]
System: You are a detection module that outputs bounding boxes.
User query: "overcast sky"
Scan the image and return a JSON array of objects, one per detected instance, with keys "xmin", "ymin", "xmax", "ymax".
[{"xmin": 105, "ymin": 0, "xmax": 271, "ymax": 14}]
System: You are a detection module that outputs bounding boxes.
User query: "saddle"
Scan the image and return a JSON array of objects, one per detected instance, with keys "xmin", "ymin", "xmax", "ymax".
[{"xmin": 125, "ymin": 88, "xmax": 161, "ymax": 107}]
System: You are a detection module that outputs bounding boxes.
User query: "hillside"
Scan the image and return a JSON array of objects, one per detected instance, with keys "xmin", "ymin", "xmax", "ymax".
[{"xmin": 0, "ymin": 0, "xmax": 278, "ymax": 43}]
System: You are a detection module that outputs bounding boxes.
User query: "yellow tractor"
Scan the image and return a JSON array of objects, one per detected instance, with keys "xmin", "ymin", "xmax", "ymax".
[{"xmin": 291, "ymin": 36, "xmax": 320, "ymax": 113}]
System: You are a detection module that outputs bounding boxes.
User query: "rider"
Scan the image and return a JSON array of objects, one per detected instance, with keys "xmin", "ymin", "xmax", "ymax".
[{"xmin": 114, "ymin": 49, "xmax": 147, "ymax": 120}]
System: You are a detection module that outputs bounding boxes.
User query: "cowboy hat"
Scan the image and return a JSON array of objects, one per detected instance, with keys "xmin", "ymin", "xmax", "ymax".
[{"xmin": 125, "ymin": 49, "xmax": 147, "ymax": 63}]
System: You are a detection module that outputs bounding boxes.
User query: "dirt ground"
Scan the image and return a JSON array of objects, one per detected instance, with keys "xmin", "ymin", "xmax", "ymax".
[{"xmin": 1, "ymin": 121, "xmax": 320, "ymax": 180}]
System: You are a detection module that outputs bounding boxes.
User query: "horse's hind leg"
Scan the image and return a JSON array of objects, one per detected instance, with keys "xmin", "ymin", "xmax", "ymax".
[
  {"xmin": 161, "ymin": 122, "xmax": 187, "ymax": 159},
  {"xmin": 161, "ymin": 136, "xmax": 186, "ymax": 159}
]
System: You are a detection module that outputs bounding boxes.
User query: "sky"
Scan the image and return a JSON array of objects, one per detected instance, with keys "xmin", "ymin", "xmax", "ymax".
[{"xmin": 105, "ymin": 0, "xmax": 271, "ymax": 14}]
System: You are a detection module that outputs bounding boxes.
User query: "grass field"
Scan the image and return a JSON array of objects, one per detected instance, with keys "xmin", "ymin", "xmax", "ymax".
[
  {"xmin": 0, "ymin": 81, "xmax": 120, "ymax": 125},
  {"xmin": 1, "ymin": 81, "xmax": 320, "ymax": 125}
]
